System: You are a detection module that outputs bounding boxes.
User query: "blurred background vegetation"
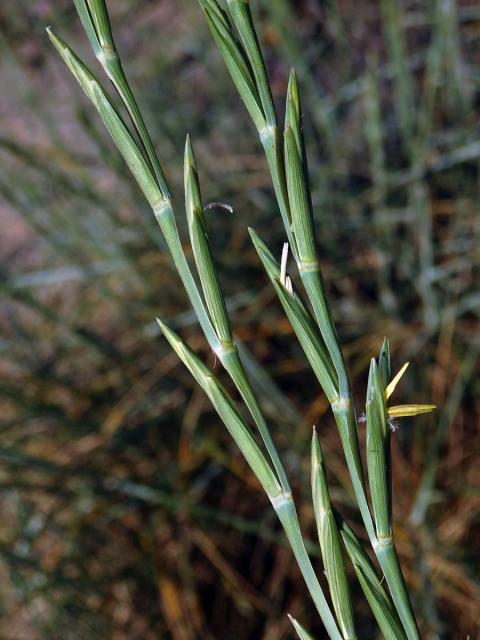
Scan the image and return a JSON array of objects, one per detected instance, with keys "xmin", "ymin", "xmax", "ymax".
[{"xmin": 0, "ymin": 0, "xmax": 479, "ymax": 638}]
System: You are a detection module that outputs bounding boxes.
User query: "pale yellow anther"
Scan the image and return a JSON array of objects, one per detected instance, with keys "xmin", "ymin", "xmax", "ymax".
[
  {"xmin": 386, "ymin": 361, "xmax": 409, "ymax": 399},
  {"xmin": 388, "ymin": 404, "xmax": 436, "ymax": 418},
  {"xmin": 384, "ymin": 362, "xmax": 436, "ymax": 423}
]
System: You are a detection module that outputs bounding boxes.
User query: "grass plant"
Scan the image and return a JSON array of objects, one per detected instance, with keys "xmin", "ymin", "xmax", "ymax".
[
  {"xmin": 1, "ymin": 0, "xmax": 478, "ymax": 637},
  {"xmin": 45, "ymin": 1, "xmax": 441, "ymax": 638}
]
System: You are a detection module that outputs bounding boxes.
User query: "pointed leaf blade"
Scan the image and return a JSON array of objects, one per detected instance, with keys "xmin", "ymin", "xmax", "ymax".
[
  {"xmin": 184, "ymin": 136, "xmax": 232, "ymax": 345},
  {"xmin": 288, "ymin": 615, "xmax": 316, "ymax": 640},
  {"xmin": 312, "ymin": 431, "xmax": 357, "ymax": 639},
  {"xmin": 366, "ymin": 358, "xmax": 391, "ymax": 539},
  {"xmin": 157, "ymin": 320, "xmax": 282, "ymax": 501}
]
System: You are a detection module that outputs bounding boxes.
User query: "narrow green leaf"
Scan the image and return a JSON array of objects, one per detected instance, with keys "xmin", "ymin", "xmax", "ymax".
[
  {"xmin": 153, "ymin": 201, "xmax": 219, "ymax": 351},
  {"xmin": 375, "ymin": 544, "xmax": 419, "ymax": 640},
  {"xmin": 47, "ymin": 28, "xmax": 163, "ymax": 209},
  {"xmin": 198, "ymin": 2, "xmax": 294, "ymax": 251},
  {"xmin": 86, "ymin": 0, "xmax": 114, "ymax": 52},
  {"xmin": 284, "ymin": 102, "xmax": 316, "ymax": 265},
  {"xmin": 72, "ymin": 0, "xmax": 102, "ymax": 56},
  {"xmin": 340, "ymin": 521, "xmax": 407, "ymax": 640},
  {"xmin": 312, "ymin": 430, "xmax": 357, "ymax": 640},
  {"xmin": 366, "ymin": 358, "xmax": 391, "ymax": 539},
  {"xmin": 218, "ymin": 349, "xmax": 291, "ymax": 494},
  {"xmin": 378, "ymin": 337, "xmax": 391, "ymax": 389},
  {"xmin": 288, "ymin": 615, "xmax": 316, "ymax": 640},
  {"xmin": 285, "ymin": 69, "xmax": 302, "ymax": 157},
  {"xmin": 260, "ymin": 126, "xmax": 296, "ymax": 253},
  {"xmin": 157, "ymin": 320, "xmax": 282, "ymax": 501},
  {"xmin": 275, "ymin": 497, "xmax": 342, "ymax": 640},
  {"xmin": 274, "ymin": 283, "xmax": 338, "ymax": 402},
  {"xmin": 73, "ymin": 0, "xmax": 170, "ymax": 197},
  {"xmin": 226, "ymin": 0, "xmax": 277, "ymax": 127},
  {"xmin": 73, "ymin": 0, "xmax": 114, "ymax": 56},
  {"xmin": 285, "ymin": 68, "xmax": 311, "ymax": 203},
  {"xmin": 250, "ymin": 229, "xmax": 338, "ymax": 403},
  {"xmin": 184, "ymin": 136, "xmax": 232, "ymax": 345},
  {"xmin": 311, "ymin": 428, "xmax": 332, "ymax": 514},
  {"xmin": 198, "ymin": 0, "xmax": 265, "ymax": 131}
]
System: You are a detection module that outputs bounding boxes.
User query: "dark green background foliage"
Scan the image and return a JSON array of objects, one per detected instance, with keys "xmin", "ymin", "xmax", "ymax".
[{"xmin": 0, "ymin": 1, "xmax": 478, "ymax": 638}]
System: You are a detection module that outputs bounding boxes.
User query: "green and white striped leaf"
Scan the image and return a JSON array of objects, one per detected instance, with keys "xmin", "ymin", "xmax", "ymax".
[
  {"xmin": 285, "ymin": 69, "xmax": 302, "ymax": 160},
  {"xmin": 312, "ymin": 430, "xmax": 357, "ymax": 639},
  {"xmin": 184, "ymin": 136, "xmax": 232, "ymax": 346},
  {"xmin": 366, "ymin": 358, "xmax": 391, "ymax": 539},
  {"xmin": 275, "ymin": 497, "xmax": 342, "ymax": 640},
  {"xmin": 73, "ymin": 0, "xmax": 113, "ymax": 55},
  {"xmin": 152, "ymin": 200, "xmax": 219, "ymax": 351},
  {"xmin": 47, "ymin": 28, "xmax": 163, "ymax": 209},
  {"xmin": 285, "ymin": 69, "xmax": 311, "ymax": 208},
  {"xmin": 198, "ymin": 0, "xmax": 265, "ymax": 131},
  {"xmin": 225, "ymin": 0, "xmax": 277, "ymax": 127},
  {"xmin": 340, "ymin": 521, "xmax": 407, "ymax": 640},
  {"xmin": 198, "ymin": 0, "xmax": 296, "ymax": 249},
  {"xmin": 284, "ymin": 73, "xmax": 316, "ymax": 265},
  {"xmin": 378, "ymin": 337, "xmax": 391, "ymax": 389},
  {"xmin": 250, "ymin": 229, "xmax": 338, "ymax": 403},
  {"xmin": 72, "ymin": 0, "xmax": 103, "ymax": 56},
  {"xmin": 73, "ymin": 0, "xmax": 169, "ymax": 195},
  {"xmin": 157, "ymin": 320, "xmax": 282, "ymax": 501}
]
